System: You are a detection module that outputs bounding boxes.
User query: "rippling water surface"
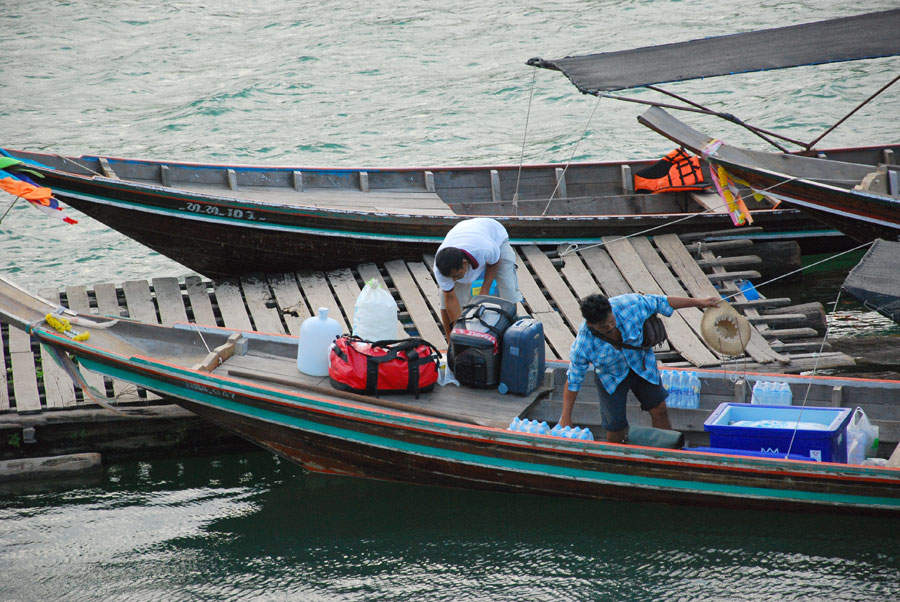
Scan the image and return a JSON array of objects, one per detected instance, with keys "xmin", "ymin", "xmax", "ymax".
[
  {"xmin": 2, "ymin": 1, "xmax": 900, "ymax": 599},
  {"xmin": 2, "ymin": 452, "xmax": 899, "ymax": 602},
  {"xmin": 2, "ymin": 0, "xmax": 899, "ymax": 289}
]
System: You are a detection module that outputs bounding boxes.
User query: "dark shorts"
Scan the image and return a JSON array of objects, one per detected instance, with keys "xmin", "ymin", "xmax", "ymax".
[{"xmin": 594, "ymin": 369, "xmax": 667, "ymax": 433}]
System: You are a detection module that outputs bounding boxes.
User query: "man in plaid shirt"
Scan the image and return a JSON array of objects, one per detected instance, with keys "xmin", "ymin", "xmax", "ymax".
[{"xmin": 558, "ymin": 292, "xmax": 719, "ymax": 443}]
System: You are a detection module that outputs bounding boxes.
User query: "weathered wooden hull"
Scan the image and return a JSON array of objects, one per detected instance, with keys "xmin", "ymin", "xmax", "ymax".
[
  {"xmin": 56, "ymin": 187, "xmax": 815, "ymax": 277},
  {"xmin": 39, "ymin": 332, "xmax": 900, "ymax": 516},
  {"xmin": 710, "ymin": 159, "xmax": 900, "ymax": 244},
  {"xmin": 638, "ymin": 107, "xmax": 900, "ymax": 245},
  {"xmin": 74, "ymin": 353, "xmax": 900, "ymax": 515},
  {"xmin": 4, "ymin": 148, "xmax": 840, "ymax": 278},
  {"xmin": 2, "ymin": 275, "xmax": 898, "ymax": 515}
]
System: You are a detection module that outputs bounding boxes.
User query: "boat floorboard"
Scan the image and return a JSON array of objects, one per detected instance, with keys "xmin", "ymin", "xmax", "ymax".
[
  {"xmin": 1, "ymin": 233, "xmax": 854, "ymax": 415},
  {"xmin": 219, "ymin": 352, "xmax": 541, "ymax": 429}
]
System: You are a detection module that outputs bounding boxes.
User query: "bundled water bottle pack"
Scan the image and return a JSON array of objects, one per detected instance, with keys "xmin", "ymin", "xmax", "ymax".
[
  {"xmin": 750, "ymin": 380, "xmax": 793, "ymax": 405},
  {"xmin": 507, "ymin": 417, "xmax": 594, "ymax": 440},
  {"xmin": 660, "ymin": 370, "xmax": 701, "ymax": 409}
]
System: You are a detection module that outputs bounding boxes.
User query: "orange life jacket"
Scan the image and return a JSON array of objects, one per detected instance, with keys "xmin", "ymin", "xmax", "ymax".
[{"xmin": 633, "ymin": 148, "xmax": 709, "ymax": 194}]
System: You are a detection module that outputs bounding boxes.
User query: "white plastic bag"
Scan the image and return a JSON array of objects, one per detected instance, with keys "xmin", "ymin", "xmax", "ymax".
[
  {"xmin": 437, "ymin": 357, "xmax": 460, "ymax": 387},
  {"xmin": 352, "ymin": 279, "xmax": 398, "ymax": 341},
  {"xmin": 846, "ymin": 407, "xmax": 879, "ymax": 465}
]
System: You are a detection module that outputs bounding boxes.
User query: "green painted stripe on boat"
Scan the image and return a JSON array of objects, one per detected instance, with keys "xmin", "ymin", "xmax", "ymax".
[{"xmin": 81, "ymin": 357, "xmax": 900, "ymax": 510}]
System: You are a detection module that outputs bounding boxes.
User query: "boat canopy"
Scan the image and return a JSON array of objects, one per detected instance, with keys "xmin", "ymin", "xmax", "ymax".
[{"xmin": 527, "ymin": 9, "xmax": 900, "ymax": 94}]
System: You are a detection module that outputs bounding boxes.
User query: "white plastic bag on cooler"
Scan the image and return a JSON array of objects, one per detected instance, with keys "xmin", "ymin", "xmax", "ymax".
[
  {"xmin": 352, "ymin": 279, "xmax": 398, "ymax": 341},
  {"xmin": 846, "ymin": 407, "xmax": 879, "ymax": 465}
]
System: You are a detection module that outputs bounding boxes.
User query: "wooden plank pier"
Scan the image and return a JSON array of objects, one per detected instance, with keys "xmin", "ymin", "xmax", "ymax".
[
  {"xmin": 2, "ymin": 234, "xmax": 853, "ymax": 416},
  {"xmin": 1, "ymin": 234, "xmax": 855, "ymax": 459}
]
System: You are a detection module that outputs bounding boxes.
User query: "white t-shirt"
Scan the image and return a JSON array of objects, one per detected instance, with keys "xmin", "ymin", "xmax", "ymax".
[{"xmin": 433, "ymin": 218, "xmax": 509, "ymax": 292}]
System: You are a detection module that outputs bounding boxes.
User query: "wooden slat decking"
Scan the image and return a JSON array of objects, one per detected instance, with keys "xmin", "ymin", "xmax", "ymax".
[
  {"xmin": 38, "ymin": 289, "xmax": 77, "ymax": 408},
  {"xmin": 1, "ymin": 234, "xmax": 854, "ymax": 414}
]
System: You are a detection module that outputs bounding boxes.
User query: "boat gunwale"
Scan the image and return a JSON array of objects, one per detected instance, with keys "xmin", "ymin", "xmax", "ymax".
[
  {"xmin": 28, "ymin": 323, "xmax": 900, "ymax": 486},
  {"xmin": 10, "ymin": 142, "xmax": 899, "ymax": 173},
  {"xmin": 46, "ymin": 167, "xmax": 800, "ymax": 224}
]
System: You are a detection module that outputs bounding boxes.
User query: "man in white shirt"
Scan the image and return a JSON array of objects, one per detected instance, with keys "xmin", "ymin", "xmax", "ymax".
[{"xmin": 433, "ymin": 218, "xmax": 522, "ymax": 343}]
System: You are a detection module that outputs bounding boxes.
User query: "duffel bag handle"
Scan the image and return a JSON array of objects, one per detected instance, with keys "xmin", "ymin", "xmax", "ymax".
[{"xmin": 365, "ymin": 337, "xmax": 442, "ymax": 364}]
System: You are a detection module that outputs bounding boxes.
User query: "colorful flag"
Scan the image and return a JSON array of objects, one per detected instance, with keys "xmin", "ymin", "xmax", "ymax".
[{"xmin": 0, "ymin": 159, "xmax": 77, "ymax": 225}]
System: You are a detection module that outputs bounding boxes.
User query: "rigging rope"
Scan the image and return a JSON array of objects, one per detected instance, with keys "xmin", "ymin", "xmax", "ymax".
[
  {"xmin": 512, "ymin": 69, "xmax": 537, "ymax": 215},
  {"xmin": 0, "ymin": 196, "xmax": 20, "ymax": 225},
  {"xmin": 540, "ymin": 94, "xmax": 603, "ymax": 216},
  {"xmin": 558, "ymin": 202, "xmax": 727, "ymax": 257},
  {"xmin": 718, "ymin": 240, "xmax": 874, "ymax": 303},
  {"xmin": 784, "ymin": 286, "xmax": 847, "ymax": 459}
]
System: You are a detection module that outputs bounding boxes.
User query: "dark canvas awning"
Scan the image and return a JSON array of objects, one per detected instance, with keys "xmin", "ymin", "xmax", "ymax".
[
  {"xmin": 528, "ymin": 9, "xmax": 900, "ymax": 93},
  {"xmin": 843, "ymin": 239, "xmax": 900, "ymax": 325}
]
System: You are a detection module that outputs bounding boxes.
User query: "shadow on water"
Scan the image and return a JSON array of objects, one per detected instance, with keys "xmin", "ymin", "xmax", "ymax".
[
  {"xmin": 4, "ymin": 451, "xmax": 896, "ymax": 601},
  {"xmin": 764, "ymin": 249, "xmax": 900, "ymax": 379}
]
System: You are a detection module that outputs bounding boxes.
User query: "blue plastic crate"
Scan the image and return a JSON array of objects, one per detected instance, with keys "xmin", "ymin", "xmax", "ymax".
[{"xmin": 703, "ymin": 403, "xmax": 852, "ymax": 463}]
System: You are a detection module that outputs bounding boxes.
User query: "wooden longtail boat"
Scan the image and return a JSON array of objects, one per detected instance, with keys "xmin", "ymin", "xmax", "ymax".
[
  {"xmin": 1, "ymin": 275, "xmax": 898, "ymax": 515},
  {"xmin": 530, "ymin": 9, "xmax": 900, "ymax": 245},
  {"xmin": 1, "ymin": 147, "xmax": 850, "ymax": 279},
  {"xmin": 638, "ymin": 107, "xmax": 900, "ymax": 244}
]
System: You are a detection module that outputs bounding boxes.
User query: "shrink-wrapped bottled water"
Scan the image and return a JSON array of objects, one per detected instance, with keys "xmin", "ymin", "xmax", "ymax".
[
  {"xmin": 750, "ymin": 380, "xmax": 794, "ymax": 405},
  {"xmin": 776, "ymin": 382, "xmax": 793, "ymax": 406},
  {"xmin": 509, "ymin": 418, "xmax": 592, "ymax": 440},
  {"xmin": 751, "ymin": 381, "xmax": 767, "ymax": 404}
]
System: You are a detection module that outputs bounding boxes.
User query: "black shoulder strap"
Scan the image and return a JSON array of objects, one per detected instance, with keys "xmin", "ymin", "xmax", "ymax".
[{"xmin": 594, "ymin": 331, "xmax": 650, "ymax": 351}]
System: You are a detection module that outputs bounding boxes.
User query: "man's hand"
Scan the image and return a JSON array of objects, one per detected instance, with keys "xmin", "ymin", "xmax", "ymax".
[
  {"xmin": 696, "ymin": 296, "xmax": 720, "ymax": 309},
  {"xmin": 668, "ymin": 295, "xmax": 721, "ymax": 310},
  {"xmin": 557, "ymin": 385, "xmax": 578, "ymax": 429}
]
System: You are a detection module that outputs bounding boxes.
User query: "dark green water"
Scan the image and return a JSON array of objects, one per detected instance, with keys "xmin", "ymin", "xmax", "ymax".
[{"xmin": 2, "ymin": 451, "xmax": 898, "ymax": 602}]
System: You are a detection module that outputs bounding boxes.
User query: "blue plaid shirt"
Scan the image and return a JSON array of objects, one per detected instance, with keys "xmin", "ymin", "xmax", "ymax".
[{"xmin": 566, "ymin": 294, "xmax": 674, "ymax": 394}]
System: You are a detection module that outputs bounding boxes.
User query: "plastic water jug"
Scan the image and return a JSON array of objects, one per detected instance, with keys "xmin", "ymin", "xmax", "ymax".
[
  {"xmin": 352, "ymin": 279, "xmax": 398, "ymax": 341},
  {"xmin": 297, "ymin": 307, "xmax": 342, "ymax": 376}
]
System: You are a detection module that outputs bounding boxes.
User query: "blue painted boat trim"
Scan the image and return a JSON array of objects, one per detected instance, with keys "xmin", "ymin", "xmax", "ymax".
[{"xmin": 78, "ymin": 355, "xmax": 900, "ymax": 510}]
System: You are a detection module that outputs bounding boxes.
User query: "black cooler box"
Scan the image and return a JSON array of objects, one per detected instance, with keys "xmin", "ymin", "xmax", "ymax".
[
  {"xmin": 499, "ymin": 318, "xmax": 546, "ymax": 395},
  {"xmin": 449, "ymin": 295, "xmax": 516, "ymax": 388}
]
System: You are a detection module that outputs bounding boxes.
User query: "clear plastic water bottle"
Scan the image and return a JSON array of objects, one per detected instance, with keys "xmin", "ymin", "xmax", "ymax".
[
  {"xmin": 539, "ymin": 421, "xmax": 549, "ymax": 435},
  {"xmin": 776, "ymin": 382, "xmax": 792, "ymax": 406},
  {"xmin": 753, "ymin": 381, "xmax": 772, "ymax": 404},
  {"xmin": 763, "ymin": 382, "xmax": 774, "ymax": 404},
  {"xmin": 782, "ymin": 382, "xmax": 793, "ymax": 406},
  {"xmin": 509, "ymin": 417, "xmax": 521, "ymax": 431},
  {"xmin": 671, "ymin": 372, "xmax": 686, "ymax": 408},
  {"xmin": 550, "ymin": 424, "xmax": 562, "ymax": 436},
  {"xmin": 750, "ymin": 381, "xmax": 762, "ymax": 404},
  {"xmin": 661, "ymin": 370, "xmax": 672, "ymax": 392},
  {"xmin": 689, "ymin": 372, "xmax": 701, "ymax": 409},
  {"xmin": 582, "ymin": 428, "xmax": 594, "ymax": 441}
]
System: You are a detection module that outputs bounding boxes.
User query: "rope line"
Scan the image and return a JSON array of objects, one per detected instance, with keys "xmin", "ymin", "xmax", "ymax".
[
  {"xmin": 719, "ymin": 240, "xmax": 874, "ymax": 303},
  {"xmin": 512, "ymin": 69, "xmax": 537, "ymax": 215},
  {"xmin": 785, "ymin": 287, "xmax": 845, "ymax": 459},
  {"xmin": 541, "ymin": 95, "xmax": 603, "ymax": 216}
]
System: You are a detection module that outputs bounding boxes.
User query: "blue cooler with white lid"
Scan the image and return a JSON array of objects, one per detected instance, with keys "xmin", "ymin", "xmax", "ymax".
[{"xmin": 703, "ymin": 403, "xmax": 852, "ymax": 463}]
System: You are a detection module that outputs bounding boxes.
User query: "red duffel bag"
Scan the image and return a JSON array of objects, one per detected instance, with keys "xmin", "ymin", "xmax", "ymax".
[{"xmin": 329, "ymin": 335, "xmax": 441, "ymax": 399}]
